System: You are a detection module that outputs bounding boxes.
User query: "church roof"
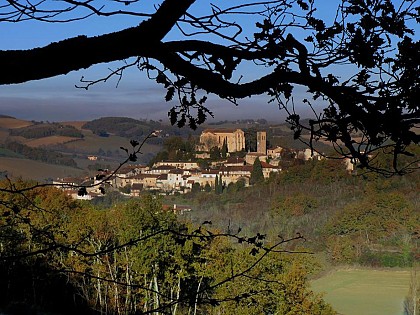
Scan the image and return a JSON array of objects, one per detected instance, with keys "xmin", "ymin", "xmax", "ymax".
[{"xmin": 202, "ymin": 128, "xmax": 243, "ymax": 134}]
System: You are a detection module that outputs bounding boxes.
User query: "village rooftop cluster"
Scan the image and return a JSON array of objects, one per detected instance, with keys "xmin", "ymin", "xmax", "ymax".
[{"xmin": 53, "ymin": 128, "xmax": 342, "ymax": 200}]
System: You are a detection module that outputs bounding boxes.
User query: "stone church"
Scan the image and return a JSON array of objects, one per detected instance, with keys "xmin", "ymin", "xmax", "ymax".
[{"xmin": 197, "ymin": 128, "xmax": 245, "ymax": 153}]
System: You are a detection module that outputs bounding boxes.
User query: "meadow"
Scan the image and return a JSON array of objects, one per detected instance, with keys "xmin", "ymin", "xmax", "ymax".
[
  {"xmin": 63, "ymin": 129, "xmax": 161, "ymax": 158},
  {"xmin": 311, "ymin": 268, "xmax": 412, "ymax": 315},
  {"xmin": 0, "ymin": 157, "xmax": 85, "ymax": 180}
]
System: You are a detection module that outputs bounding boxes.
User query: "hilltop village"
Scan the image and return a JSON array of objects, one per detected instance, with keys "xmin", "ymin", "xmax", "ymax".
[{"xmin": 53, "ymin": 128, "xmax": 333, "ymax": 200}]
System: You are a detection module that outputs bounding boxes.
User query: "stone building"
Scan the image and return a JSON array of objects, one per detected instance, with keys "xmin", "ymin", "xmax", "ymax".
[{"xmin": 197, "ymin": 129, "xmax": 245, "ymax": 153}]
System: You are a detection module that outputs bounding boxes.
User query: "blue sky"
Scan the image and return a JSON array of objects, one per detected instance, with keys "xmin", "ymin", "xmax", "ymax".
[{"xmin": 0, "ymin": 0, "xmax": 336, "ymax": 123}]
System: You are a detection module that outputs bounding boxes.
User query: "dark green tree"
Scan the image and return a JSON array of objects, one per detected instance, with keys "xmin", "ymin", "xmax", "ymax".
[
  {"xmin": 191, "ymin": 182, "xmax": 201, "ymax": 194},
  {"xmin": 219, "ymin": 175, "xmax": 224, "ymax": 193},
  {"xmin": 215, "ymin": 175, "xmax": 223, "ymax": 194},
  {"xmin": 221, "ymin": 139, "xmax": 228, "ymax": 158},
  {"xmin": 204, "ymin": 183, "xmax": 212, "ymax": 193},
  {"xmin": 210, "ymin": 146, "xmax": 221, "ymax": 160},
  {"xmin": 250, "ymin": 158, "xmax": 264, "ymax": 185}
]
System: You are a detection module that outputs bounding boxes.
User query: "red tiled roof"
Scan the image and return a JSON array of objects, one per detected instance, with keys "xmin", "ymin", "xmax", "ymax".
[
  {"xmin": 169, "ymin": 169, "xmax": 184, "ymax": 174},
  {"xmin": 260, "ymin": 161, "xmax": 275, "ymax": 168},
  {"xmin": 202, "ymin": 170, "xmax": 219, "ymax": 174},
  {"xmin": 155, "ymin": 165, "xmax": 176, "ymax": 170},
  {"xmin": 226, "ymin": 157, "xmax": 245, "ymax": 163},
  {"xmin": 131, "ymin": 183, "xmax": 143, "ymax": 190}
]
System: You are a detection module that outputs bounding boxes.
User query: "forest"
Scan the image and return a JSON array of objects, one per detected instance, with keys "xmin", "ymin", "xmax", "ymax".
[
  {"xmin": 82, "ymin": 117, "xmax": 201, "ymax": 142},
  {"xmin": 0, "ymin": 180, "xmax": 336, "ymax": 315},
  {"xmin": 178, "ymin": 156, "xmax": 419, "ymax": 268},
  {"xmin": 0, "ymin": 149, "xmax": 419, "ymax": 314}
]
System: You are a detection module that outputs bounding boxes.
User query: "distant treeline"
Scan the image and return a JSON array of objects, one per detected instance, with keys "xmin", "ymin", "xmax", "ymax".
[
  {"xmin": 82, "ymin": 117, "xmax": 156, "ymax": 138},
  {"xmin": 3, "ymin": 141, "xmax": 78, "ymax": 168},
  {"xmin": 82, "ymin": 117, "xmax": 201, "ymax": 142},
  {"xmin": 9, "ymin": 123, "xmax": 83, "ymax": 139},
  {"xmin": 208, "ymin": 118, "xmax": 268, "ymax": 125},
  {"xmin": 10, "ymin": 123, "xmax": 83, "ymax": 139}
]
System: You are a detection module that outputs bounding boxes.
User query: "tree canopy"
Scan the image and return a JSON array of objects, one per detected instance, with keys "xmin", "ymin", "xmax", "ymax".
[
  {"xmin": 250, "ymin": 158, "xmax": 264, "ymax": 185},
  {"xmin": 1, "ymin": 0, "xmax": 419, "ymax": 175}
]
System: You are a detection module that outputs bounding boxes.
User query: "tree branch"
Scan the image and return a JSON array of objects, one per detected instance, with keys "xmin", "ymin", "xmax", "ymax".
[{"xmin": 0, "ymin": 0, "xmax": 195, "ymax": 85}]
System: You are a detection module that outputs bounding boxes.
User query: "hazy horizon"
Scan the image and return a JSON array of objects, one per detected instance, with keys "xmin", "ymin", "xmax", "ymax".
[{"xmin": 0, "ymin": 74, "xmax": 324, "ymax": 124}]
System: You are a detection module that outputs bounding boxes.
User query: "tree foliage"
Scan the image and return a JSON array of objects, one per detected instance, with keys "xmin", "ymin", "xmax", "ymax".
[
  {"xmin": 221, "ymin": 139, "xmax": 228, "ymax": 158},
  {"xmin": 0, "ymin": 181, "xmax": 335, "ymax": 314},
  {"xmin": 3, "ymin": 141, "xmax": 78, "ymax": 167},
  {"xmin": 9, "ymin": 122, "xmax": 83, "ymax": 139},
  {"xmin": 250, "ymin": 158, "xmax": 264, "ymax": 185},
  {"xmin": 0, "ymin": 0, "xmax": 418, "ymax": 175}
]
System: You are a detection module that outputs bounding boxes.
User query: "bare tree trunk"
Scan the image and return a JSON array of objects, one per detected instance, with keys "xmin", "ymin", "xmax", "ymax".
[
  {"xmin": 145, "ymin": 277, "xmax": 153, "ymax": 313},
  {"xmin": 107, "ymin": 253, "xmax": 120, "ymax": 315},
  {"xmin": 193, "ymin": 276, "xmax": 204, "ymax": 315},
  {"xmin": 172, "ymin": 274, "xmax": 182, "ymax": 315},
  {"xmin": 124, "ymin": 248, "xmax": 132, "ymax": 315},
  {"xmin": 153, "ymin": 268, "xmax": 160, "ymax": 315}
]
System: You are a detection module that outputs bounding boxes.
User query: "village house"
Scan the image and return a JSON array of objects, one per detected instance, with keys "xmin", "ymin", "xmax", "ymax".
[
  {"xmin": 296, "ymin": 148, "xmax": 323, "ymax": 161},
  {"xmin": 184, "ymin": 171, "xmax": 202, "ymax": 188},
  {"xmin": 143, "ymin": 174, "xmax": 160, "ymax": 189},
  {"xmin": 116, "ymin": 174, "xmax": 144, "ymax": 188},
  {"xmin": 116, "ymin": 165, "xmax": 148, "ymax": 178},
  {"xmin": 116, "ymin": 173, "xmax": 160, "ymax": 190},
  {"xmin": 154, "ymin": 161, "xmax": 199, "ymax": 170},
  {"xmin": 224, "ymin": 156, "xmax": 245, "ymax": 166},
  {"xmin": 144, "ymin": 165, "xmax": 176, "ymax": 175},
  {"xmin": 53, "ymin": 177, "xmax": 89, "ymax": 190},
  {"xmin": 153, "ymin": 174, "xmax": 167, "ymax": 191},
  {"xmin": 260, "ymin": 161, "xmax": 281, "ymax": 178},
  {"xmin": 245, "ymin": 152, "xmax": 267, "ymax": 165},
  {"xmin": 198, "ymin": 169, "xmax": 219, "ymax": 187},
  {"xmin": 218, "ymin": 165, "xmax": 252, "ymax": 186},
  {"xmin": 267, "ymin": 146, "xmax": 284, "ymax": 158},
  {"xmin": 67, "ymin": 189, "xmax": 99, "ymax": 200},
  {"xmin": 167, "ymin": 169, "xmax": 185, "ymax": 190},
  {"xmin": 52, "ymin": 177, "xmax": 100, "ymax": 200},
  {"xmin": 130, "ymin": 183, "xmax": 143, "ymax": 197}
]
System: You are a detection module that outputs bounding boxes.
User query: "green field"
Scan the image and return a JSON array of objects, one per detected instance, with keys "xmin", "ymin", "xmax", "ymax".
[
  {"xmin": 63, "ymin": 130, "xmax": 161, "ymax": 161},
  {"xmin": 0, "ymin": 148, "xmax": 23, "ymax": 158},
  {"xmin": 311, "ymin": 268, "xmax": 411, "ymax": 315},
  {"xmin": 0, "ymin": 157, "xmax": 85, "ymax": 181}
]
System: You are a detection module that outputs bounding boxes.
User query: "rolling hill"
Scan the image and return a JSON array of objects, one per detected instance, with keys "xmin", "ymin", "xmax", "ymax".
[
  {"xmin": 0, "ymin": 115, "xmax": 333, "ymax": 180},
  {"xmin": 0, "ymin": 116, "xmax": 165, "ymax": 180}
]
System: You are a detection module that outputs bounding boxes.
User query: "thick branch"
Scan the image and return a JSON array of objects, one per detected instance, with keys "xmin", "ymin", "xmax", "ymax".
[
  {"xmin": 0, "ymin": 0, "xmax": 195, "ymax": 85},
  {"xmin": 153, "ymin": 43, "xmax": 308, "ymax": 98}
]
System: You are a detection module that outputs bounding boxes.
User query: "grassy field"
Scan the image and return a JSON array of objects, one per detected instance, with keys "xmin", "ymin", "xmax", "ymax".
[
  {"xmin": 311, "ymin": 268, "xmax": 411, "ymax": 315},
  {"xmin": 0, "ymin": 148, "xmax": 23, "ymax": 158},
  {"xmin": 63, "ymin": 130, "xmax": 162, "ymax": 162},
  {"xmin": 0, "ymin": 117, "xmax": 33, "ymax": 129},
  {"xmin": 60, "ymin": 121, "xmax": 89, "ymax": 130},
  {"xmin": 0, "ymin": 157, "xmax": 85, "ymax": 181},
  {"xmin": 25, "ymin": 135, "xmax": 81, "ymax": 147},
  {"xmin": 0, "ymin": 120, "xmax": 161, "ymax": 179}
]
